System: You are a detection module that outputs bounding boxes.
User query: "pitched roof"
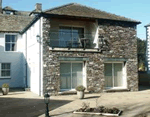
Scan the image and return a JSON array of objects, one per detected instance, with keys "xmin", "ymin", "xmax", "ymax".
[
  {"xmin": 44, "ymin": 3, "xmax": 140, "ymax": 24},
  {"xmin": 3, "ymin": 6, "xmax": 16, "ymax": 11},
  {"xmin": 0, "ymin": 14, "xmax": 34, "ymax": 32},
  {"xmin": 145, "ymin": 23, "xmax": 150, "ymax": 27}
]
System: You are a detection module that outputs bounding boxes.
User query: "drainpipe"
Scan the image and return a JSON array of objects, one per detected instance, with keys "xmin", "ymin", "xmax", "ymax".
[
  {"xmin": 39, "ymin": 18, "xmax": 41, "ymax": 96},
  {"xmin": 25, "ymin": 32, "xmax": 28, "ymax": 88}
]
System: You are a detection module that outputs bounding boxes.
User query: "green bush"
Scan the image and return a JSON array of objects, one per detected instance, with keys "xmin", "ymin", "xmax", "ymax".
[
  {"xmin": 75, "ymin": 85, "xmax": 85, "ymax": 91},
  {"xmin": 2, "ymin": 83, "xmax": 9, "ymax": 88}
]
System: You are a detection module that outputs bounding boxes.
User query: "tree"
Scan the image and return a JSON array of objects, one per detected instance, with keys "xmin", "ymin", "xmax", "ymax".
[{"xmin": 137, "ymin": 38, "xmax": 146, "ymax": 71}]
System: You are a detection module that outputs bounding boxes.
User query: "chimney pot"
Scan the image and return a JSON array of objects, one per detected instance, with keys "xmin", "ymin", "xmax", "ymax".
[
  {"xmin": 35, "ymin": 3, "xmax": 42, "ymax": 11},
  {"xmin": 0, "ymin": 0, "xmax": 2, "ymax": 13}
]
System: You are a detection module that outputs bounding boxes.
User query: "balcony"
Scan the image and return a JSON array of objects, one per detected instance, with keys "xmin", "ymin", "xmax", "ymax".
[{"xmin": 49, "ymin": 32, "xmax": 96, "ymax": 49}]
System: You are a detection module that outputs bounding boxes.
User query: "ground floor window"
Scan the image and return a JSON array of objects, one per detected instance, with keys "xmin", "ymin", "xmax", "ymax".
[
  {"xmin": 0, "ymin": 63, "xmax": 11, "ymax": 77},
  {"xmin": 60, "ymin": 62, "xmax": 83, "ymax": 90},
  {"xmin": 104, "ymin": 63, "xmax": 124, "ymax": 88}
]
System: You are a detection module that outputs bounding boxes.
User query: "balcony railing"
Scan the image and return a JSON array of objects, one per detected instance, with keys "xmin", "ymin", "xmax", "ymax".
[{"xmin": 49, "ymin": 32, "xmax": 96, "ymax": 49}]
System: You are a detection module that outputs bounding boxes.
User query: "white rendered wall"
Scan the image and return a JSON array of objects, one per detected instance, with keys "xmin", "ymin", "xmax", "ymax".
[
  {"xmin": 146, "ymin": 26, "xmax": 150, "ymax": 72},
  {"xmin": 0, "ymin": 33, "xmax": 24, "ymax": 88},
  {"xmin": 22, "ymin": 17, "xmax": 43, "ymax": 95}
]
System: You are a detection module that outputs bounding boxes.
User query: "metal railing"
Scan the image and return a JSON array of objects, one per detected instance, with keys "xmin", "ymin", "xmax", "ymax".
[{"xmin": 49, "ymin": 32, "xmax": 96, "ymax": 49}]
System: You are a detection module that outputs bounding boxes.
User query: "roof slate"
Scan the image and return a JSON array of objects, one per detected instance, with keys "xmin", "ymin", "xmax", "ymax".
[
  {"xmin": 0, "ymin": 14, "xmax": 34, "ymax": 32},
  {"xmin": 44, "ymin": 3, "xmax": 140, "ymax": 23}
]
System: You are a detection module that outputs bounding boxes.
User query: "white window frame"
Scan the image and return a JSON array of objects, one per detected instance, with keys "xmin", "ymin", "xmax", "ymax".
[
  {"xmin": 60, "ymin": 61, "xmax": 86, "ymax": 91},
  {"xmin": 104, "ymin": 61, "xmax": 127, "ymax": 89},
  {"xmin": 4, "ymin": 34, "xmax": 17, "ymax": 52},
  {"xmin": 0, "ymin": 63, "xmax": 11, "ymax": 78}
]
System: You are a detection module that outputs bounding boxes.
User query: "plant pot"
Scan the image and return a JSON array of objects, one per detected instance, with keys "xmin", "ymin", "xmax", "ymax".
[
  {"xmin": 77, "ymin": 91, "xmax": 84, "ymax": 99},
  {"xmin": 2, "ymin": 88, "xmax": 9, "ymax": 95}
]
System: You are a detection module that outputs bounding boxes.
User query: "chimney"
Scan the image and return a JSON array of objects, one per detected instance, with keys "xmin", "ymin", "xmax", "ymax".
[
  {"xmin": 0, "ymin": 0, "xmax": 2, "ymax": 13},
  {"xmin": 35, "ymin": 3, "xmax": 42, "ymax": 11}
]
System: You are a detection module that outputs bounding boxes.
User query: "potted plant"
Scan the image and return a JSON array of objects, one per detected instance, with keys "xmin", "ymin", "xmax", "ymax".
[
  {"xmin": 2, "ymin": 83, "xmax": 9, "ymax": 95},
  {"xmin": 76, "ymin": 85, "xmax": 86, "ymax": 99}
]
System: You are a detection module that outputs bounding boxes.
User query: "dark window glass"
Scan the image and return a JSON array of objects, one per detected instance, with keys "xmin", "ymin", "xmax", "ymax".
[
  {"xmin": 6, "ymin": 35, "xmax": 10, "ymax": 42},
  {"xmin": 5, "ymin": 43, "xmax": 10, "ymax": 51}
]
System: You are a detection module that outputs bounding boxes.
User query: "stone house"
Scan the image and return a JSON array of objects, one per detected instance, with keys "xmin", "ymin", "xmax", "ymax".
[{"xmin": 0, "ymin": 1, "xmax": 140, "ymax": 96}]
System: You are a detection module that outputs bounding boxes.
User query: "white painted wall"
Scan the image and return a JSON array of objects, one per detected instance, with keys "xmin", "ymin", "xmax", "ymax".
[
  {"xmin": 22, "ymin": 17, "xmax": 43, "ymax": 95},
  {"xmin": 0, "ymin": 33, "xmax": 24, "ymax": 88},
  {"xmin": 146, "ymin": 26, "xmax": 150, "ymax": 72}
]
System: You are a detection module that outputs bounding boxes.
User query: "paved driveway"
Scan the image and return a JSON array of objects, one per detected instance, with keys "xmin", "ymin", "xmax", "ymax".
[
  {"xmin": 0, "ymin": 91, "xmax": 72, "ymax": 117},
  {"xmin": 1, "ymin": 88, "xmax": 150, "ymax": 117}
]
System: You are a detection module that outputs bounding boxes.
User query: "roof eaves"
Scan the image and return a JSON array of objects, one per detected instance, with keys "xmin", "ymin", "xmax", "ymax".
[
  {"xmin": 144, "ymin": 23, "xmax": 150, "ymax": 27},
  {"xmin": 42, "ymin": 12, "xmax": 141, "ymax": 24},
  {"xmin": 20, "ymin": 15, "xmax": 41, "ymax": 34}
]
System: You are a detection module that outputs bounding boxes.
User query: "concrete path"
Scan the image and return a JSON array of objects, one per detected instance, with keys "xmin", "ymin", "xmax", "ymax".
[
  {"xmin": 40, "ymin": 90, "xmax": 150, "ymax": 117},
  {"xmin": 1, "ymin": 89, "xmax": 150, "ymax": 117}
]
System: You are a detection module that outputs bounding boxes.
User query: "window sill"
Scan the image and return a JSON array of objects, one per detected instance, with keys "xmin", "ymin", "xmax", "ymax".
[{"xmin": 0, "ymin": 77, "xmax": 11, "ymax": 79}]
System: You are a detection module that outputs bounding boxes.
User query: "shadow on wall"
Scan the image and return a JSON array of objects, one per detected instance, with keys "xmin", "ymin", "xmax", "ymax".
[
  {"xmin": 0, "ymin": 45, "xmax": 4, "ymax": 52},
  {"xmin": 0, "ymin": 45, "xmax": 31, "ymax": 89},
  {"xmin": 22, "ymin": 53, "xmax": 31, "ymax": 89}
]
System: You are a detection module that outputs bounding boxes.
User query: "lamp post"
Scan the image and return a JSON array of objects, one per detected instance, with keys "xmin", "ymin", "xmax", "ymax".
[{"xmin": 44, "ymin": 92, "xmax": 50, "ymax": 117}]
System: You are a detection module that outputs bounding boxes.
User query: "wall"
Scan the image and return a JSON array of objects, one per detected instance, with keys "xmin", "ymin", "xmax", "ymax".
[
  {"xmin": 22, "ymin": 17, "xmax": 43, "ymax": 95},
  {"xmin": 146, "ymin": 26, "xmax": 150, "ymax": 72},
  {"xmin": 42, "ymin": 17, "xmax": 138, "ymax": 95},
  {"xmin": 0, "ymin": 33, "xmax": 24, "ymax": 88}
]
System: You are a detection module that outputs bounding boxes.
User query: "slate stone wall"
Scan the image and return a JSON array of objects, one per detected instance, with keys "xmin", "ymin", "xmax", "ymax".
[{"xmin": 42, "ymin": 17, "xmax": 138, "ymax": 95}]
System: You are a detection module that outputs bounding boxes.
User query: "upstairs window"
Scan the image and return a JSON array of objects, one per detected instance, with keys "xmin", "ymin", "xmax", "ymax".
[
  {"xmin": 5, "ymin": 35, "xmax": 17, "ymax": 51},
  {"xmin": 59, "ymin": 27, "xmax": 84, "ymax": 47},
  {"xmin": 5, "ymin": 11, "xmax": 13, "ymax": 15}
]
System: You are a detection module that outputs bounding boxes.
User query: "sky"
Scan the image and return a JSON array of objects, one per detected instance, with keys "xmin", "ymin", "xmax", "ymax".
[{"xmin": 2, "ymin": 0, "xmax": 150, "ymax": 40}]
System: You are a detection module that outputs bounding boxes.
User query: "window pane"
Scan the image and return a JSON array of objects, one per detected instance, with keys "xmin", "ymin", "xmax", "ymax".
[
  {"xmin": 114, "ymin": 63, "xmax": 123, "ymax": 87},
  {"xmin": 72, "ymin": 28, "xmax": 84, "ymax": 47},
  {"xmin": 12, "ymin": 43, "xmax": 16, "ymax": 51},
  {"xmin": 12, "ymin": 35, "xmax": 16, "ymax": 42},
  {"xmin": 104, "ymin": 63, "xmax": 113, "ymax": 87},
  {"xmin": 1, "ymin": 70, "xmax": 10, "ymax": 76},
  {"xmin": 6, "ymin": 35, "xmax": 10, "ymax": 42},
  {"xmin": 5, "ymin": 43, "xmax": 10, "ymax": 51},
  {"xmin": 60, "ymin": 63, "xmax": 71, "ymax": 89},
  {"xmin": 59, "ymin": 27, "xmax": 72, "ymax": 47},
  {"xmin": 73, "ymin": 27, "xmax": 84, "ymax": 38},
  {"xmin": 72, "ymin": 63, "xmax": 83, "ymax": 89},
  {"xmin": 2, "ymin": 63, "xmax": 10, "ymax": 69}
]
